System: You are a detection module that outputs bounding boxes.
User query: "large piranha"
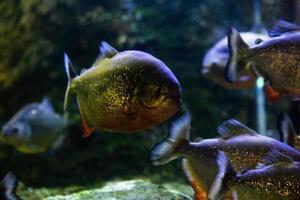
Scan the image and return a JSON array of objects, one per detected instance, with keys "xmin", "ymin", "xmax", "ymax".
[{"xmin": 64, "ymin": 42, "xmax": 182, "ymax": 137}]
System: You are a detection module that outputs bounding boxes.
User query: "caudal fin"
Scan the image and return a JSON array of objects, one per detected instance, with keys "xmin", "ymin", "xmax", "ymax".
[
  {"xmin": 225, "ymin": 28, "xmax": 251, "ymax": 82},
  {"xmin": 150, "ymin": 112, "xmax": 190, "ymax": 166},
  {"xmin": 63, "ymin": 53, "xmax": 77, "ymax": 111},
  {"xmin": 208, "ymin": 151, "xmax": 236, "ymax": 200},
  {"xmin": 0, "ymin": 172, "xmax": 21, "ymax": 200}
]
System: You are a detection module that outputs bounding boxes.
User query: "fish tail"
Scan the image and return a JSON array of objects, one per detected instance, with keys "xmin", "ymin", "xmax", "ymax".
[
  {"xmin": 226, "ymin": 28, "xmax": 251, "ymax": 82},
  {"xmin": 63, "ymin": 53, "xmax": 77, "ymax": 111},
  {"xmin": 1, "ymin": 172, "xmax": 21, "ymax": 200},
  {"xmin": 208, "ymin": 151, "xmax": 236, "ymax": 200},
  {"xmin": 150, "ymin": 111, "xmax": 190, "ymax": 166}
]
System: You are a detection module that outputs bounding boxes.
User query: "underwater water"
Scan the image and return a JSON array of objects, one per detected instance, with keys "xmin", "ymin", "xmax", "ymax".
[{"xmin": 1, "ymin": 0, "xmax": 300, "ymax": 199}]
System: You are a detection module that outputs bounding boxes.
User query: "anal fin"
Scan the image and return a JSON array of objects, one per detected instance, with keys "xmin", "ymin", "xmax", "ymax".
[
  {"xmin": 182, "ymin": 159, "xmax": 207, "ymax": 200},
  {"xmin": 264, "ymin": 85, "xmax": 281, "ymax": 102}
]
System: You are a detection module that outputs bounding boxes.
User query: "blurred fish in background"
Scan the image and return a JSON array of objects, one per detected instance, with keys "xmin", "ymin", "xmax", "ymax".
[{"xmin": 1, "ymin": 98, "xmax": 67, "ymax": 154}]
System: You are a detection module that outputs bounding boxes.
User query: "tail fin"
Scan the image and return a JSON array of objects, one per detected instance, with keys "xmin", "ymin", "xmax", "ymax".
[
  {"xmin": 0, "ymin": 172, "xmax": 21, "ymax": 200},
  {"xmin": 150, "ymin": 112, "xmax": 190, "ymax": 166},
  {"xmin": 208, "ymin": 151, "xmax": 236, "ymax": 200},
  {"xmin": 277, "ymin": 113, "xmax": 297, "ymax": 147},
  {"xmin": 225, "ymin": 28, "xmax": 251, "ymax": 82},
  {"xmin": 64, "ymin": 53, "xmax": 77, "ymax": 111}
]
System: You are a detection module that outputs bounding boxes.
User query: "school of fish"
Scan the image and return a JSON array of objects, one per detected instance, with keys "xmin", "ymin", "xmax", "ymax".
[{"xmin": 2, "ymin": 14, "xmax": 300, "ymax": 200}]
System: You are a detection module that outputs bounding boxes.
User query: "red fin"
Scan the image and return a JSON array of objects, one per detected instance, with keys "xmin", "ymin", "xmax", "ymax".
[
  {"xmin": 264, "ymin": 86, "xmax": 281, "ymax": 102},
  {"xmin": 82, "ymin": 120, "xmax": 93, "ymax": 138},
  {"xmin": 182, "ymin": 159, "xmax": 207, "ymax": 200},
  {"xmin": 77, "ymin": 99, "xmax": 93, "ymax": 137},
  {"xmin": 190, "ymin": 181, "xmax": 207, "ymax": 200}
]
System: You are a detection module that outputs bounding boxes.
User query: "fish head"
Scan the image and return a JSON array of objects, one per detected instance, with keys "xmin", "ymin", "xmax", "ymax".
[
  {"xmin": 0, "ymin": 105, "xmax": 37, "ymax": 144},
  {"xmin": 138, "ymin": 71, "xmax": 182, "ymax": 123},
  {"xmin": 1, "ymin": 121, "xmax": 31, "ymax": 144},
  {"xmin": 150, "ymin": 138, "xmax": 178, "ymax": 166}
]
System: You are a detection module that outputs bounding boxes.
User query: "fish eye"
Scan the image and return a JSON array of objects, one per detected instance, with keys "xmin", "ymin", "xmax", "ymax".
[
  {"xmin": 155, "ymin": 86, "xmax": 162, "ymax": 96},
  {"xmin": 12, "ymin": 127, "xmax": 18, "ymax": 134}
]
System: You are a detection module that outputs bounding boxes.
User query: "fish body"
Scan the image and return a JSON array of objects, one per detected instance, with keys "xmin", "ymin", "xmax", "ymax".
[
  {"xmin": 1, "ymin": 98, "xmax": 67, "ymax": 154},
  {"xmin": 226, "ymin": 20, "xmax": 300, "ymax": 101},
  {"xmin": 64, "ymin": 42, "xmax": 181, "ymax": 137},
  {"xmin": 150, "ymin": 112, "xmax": 300, "ymax": 199},
  {"xmin": 202, "ymin": 32, "xmax": 269, "ymax": 89},
  {"xmin": 209, "ymin": 150, "xmax": 300, "ymax": 200}
]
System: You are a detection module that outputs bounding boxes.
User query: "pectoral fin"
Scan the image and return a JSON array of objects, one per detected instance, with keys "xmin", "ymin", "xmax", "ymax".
[
  {"xmin": 77, "ymin": 99, "xmax": 93, "ymax": 137},
  {"xmin": 264, "ymin": 85, "xmax": 281, "ymax": 102},
  {"xmin": 82, "ymin": 119, "xmax": 93, "ymax": 138}
]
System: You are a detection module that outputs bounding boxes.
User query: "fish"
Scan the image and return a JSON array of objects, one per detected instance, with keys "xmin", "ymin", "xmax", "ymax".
[
  {"xmin": 1, "ymin": 98, "xmax": 67, "ymax": 154},
  {"xmin": 202, "ymin": 32, "xmax": 269, "ymax": 89},
  {"xmin": 0, "ymin": 172, "xmax": 21, "ymax": 200},
  {"xmin": 208, "ymin": 150, "xmax": 300, "ymax": 200},
  {"xmin": 64, "ymin": 41, "xmax": 182, "ymax": 137},
  {"xmin": 226, "ymin": 20, "xmax": 300, "ymax": 102},
  {"xmin": 150, "ymin": 112, "xmax": 300, "ymax": 200},
  {"xmin": 277, "ymin": 113, "xmax": 300, "ymax": 151}
]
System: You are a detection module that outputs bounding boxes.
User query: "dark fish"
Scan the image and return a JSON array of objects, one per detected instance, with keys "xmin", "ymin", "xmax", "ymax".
[
  {"xmin": 1, "ymin": 98, "xmax": 67, "ymax": 154},
  {"xmin": 150, "ymin": 112, "xmax": 300, "ymax": 200},
  {"xmin": 277, "ymin": 113, "xmax": 300, "ymax": 151},
  {"xmin": 226, "ymin": 20, "xmax": 300, "ymax": 102},
  {"xmin": 202, "ymin": 32, "xmax": 269, "ymax": 89},
  {"xmin": 64, "ymin": 41, "xmax": 182, "ymax": 137},
  {"xmin": 209, "ymin": 150, "xmax": 300, "ymax": 200},
  {"xmin": 0, "ymin": 172, "xmax": 21, "ymax": 200}
]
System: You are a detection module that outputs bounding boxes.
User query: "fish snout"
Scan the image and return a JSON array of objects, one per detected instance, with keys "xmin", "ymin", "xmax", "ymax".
[
  {"xmin": 2, "ymin": 126, "xmax": 18, "ymax": 137},
  {"xmin": 150, "ymin": 153, "xmax": 162, "ymax": 166}
]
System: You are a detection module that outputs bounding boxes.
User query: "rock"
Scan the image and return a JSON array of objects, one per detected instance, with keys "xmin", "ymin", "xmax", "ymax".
[{"xmin": 45, "ymin": 179, "xmax": 192, "ymax": 200}]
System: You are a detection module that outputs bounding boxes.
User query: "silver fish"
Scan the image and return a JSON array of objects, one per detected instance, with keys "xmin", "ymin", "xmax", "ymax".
[
  {"xmin": 150, "ymin": 112, "xmax": 300, "ymax": 200},
  {"xmin": 209, "ymin": 150, "xmax": 300, "ymax": 200},
  {"xmin": 1, "ymin": 98, "xmax": 67, "ymax": 154}
]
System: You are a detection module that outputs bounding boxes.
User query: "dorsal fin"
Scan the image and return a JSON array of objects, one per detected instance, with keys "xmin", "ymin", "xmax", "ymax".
[
  {"xmin": 277, "ymin": 113, "xmax": 298, "ymax": 146},
  {"xmin": 217, "ymin": 119, "xmax": 257, "ymax": 139},
  {"xmin": 40, "ymin": 98, "xmax": 54, "ymax": 113},
  {"xmin": 268, "ymin": 20, "xmax": 300, "ymax": 37},
  {"xmin": 92, "ymin": 41, "xmax": 119, "ymax": 67},
  {"xmin": 257, "ymin": 149, "xmax": 294, "ymax": 169}
]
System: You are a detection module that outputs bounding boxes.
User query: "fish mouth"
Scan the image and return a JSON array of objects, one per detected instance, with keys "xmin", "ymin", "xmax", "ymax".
[{"xmin": 150, "ymin": 154, "xmax": 162, "ymax": 166}]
